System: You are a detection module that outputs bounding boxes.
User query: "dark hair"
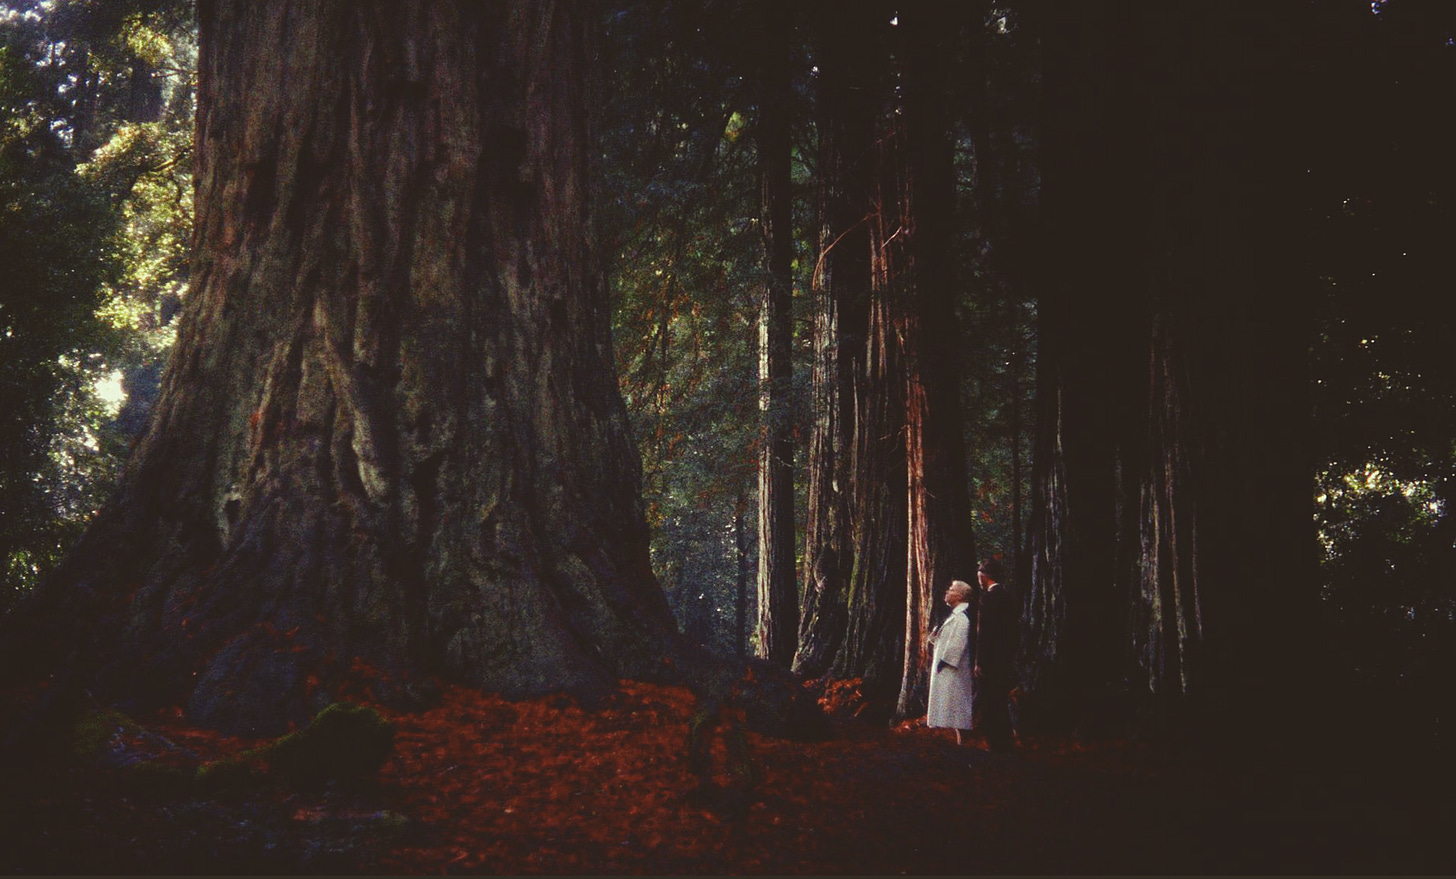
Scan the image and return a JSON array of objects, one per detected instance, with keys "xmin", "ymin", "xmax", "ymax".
[{"xmin": 977, "ymin": 557, "xmax": 1004, "ymax": 582}]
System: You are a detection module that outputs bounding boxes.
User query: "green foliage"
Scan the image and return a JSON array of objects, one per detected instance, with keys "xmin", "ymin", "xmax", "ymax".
[
  {"xmin": 0, "ymin": 0, "xmax": 193, "ymax": 611},
  {"xmin": 1305, "ymin": 1, "xmax": 1454, "ymax": 694},
  {"xmin": 602, "ymin": 1, "xmax": 808, "ymax": 656},
  {"xmin": 265, "ymin": 702, "xmax": 396, "ymax": 786}
]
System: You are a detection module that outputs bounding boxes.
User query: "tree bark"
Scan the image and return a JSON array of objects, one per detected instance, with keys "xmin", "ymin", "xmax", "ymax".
[
  {"xmin": 895, "ymin": 3, "xmax": 977, "ymax": 721},
  {"xmin": 1021, "ymin": 0, "xmax": 1143, "ymax": 730},
  {"xmin": 34, "ymin": 0, "xmax": 689, "ymax": 736},
  {"xmin": 752, "ymin": 8, "xmax": 798, "ymax": 667},
  {"xmin": 831, "ymin": 102, "xmax": 909, "ymax": 704},
  {"xmin": 1022, "ymin": 1, "xmax": 1320, "ymax": 734},
  {"xmin": 794, "ymin": 1, "xmax": 880, "ymax": 678}
]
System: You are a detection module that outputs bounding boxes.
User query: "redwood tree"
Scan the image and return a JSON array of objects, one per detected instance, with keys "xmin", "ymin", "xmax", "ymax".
[
  {"xmin": 1022, "ymin": 1, "xmax": 1321, "ymax": 734},
  {"xmin": 793, "ymin": 0, "xmax": 881, "ymax": 679},
  {"xmin": 895, "ymin": 2, "xmax": 977, "ymax": 720},
  {"xmin": 27, "ymin": 0, "xmax": 691, "ymax": 735},
  {"xmin": 796, "ymin": 2, "xmax": 976, "ymax": 716}
]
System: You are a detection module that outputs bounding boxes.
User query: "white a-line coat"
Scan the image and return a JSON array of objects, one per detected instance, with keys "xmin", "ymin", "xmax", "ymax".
[{"xmin": 926, "ymin": 602, "xmax": 975, "ymax": 729}]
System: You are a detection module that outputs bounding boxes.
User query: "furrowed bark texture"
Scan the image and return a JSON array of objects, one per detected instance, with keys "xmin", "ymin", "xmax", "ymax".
[
  {"xmin": 42, "ymin": 0, "xmax": 684, "ymax": 735},
  {"xmin": 895, "ymin": 3, "xmax": 976, "ymax": 721},
  {"xmin": 833, "ymin": 254, "xmax": 908, "ymax": 699},
  {"xmin": 832, "ymin": 91, "xmax": 916, "ymax": 701},
  {"xmin": 797, "ymin": 3, "xmax": 974, "ymax": 716},
  {"xmin": 794, "ymin": 1, "xmax": 879, "ymax": 678}
]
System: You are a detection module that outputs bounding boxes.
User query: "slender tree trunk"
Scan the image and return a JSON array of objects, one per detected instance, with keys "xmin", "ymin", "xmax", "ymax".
[
  {"xmin": 70, "ymin": 45, "xmax": 99, "ymax": 157},
  {"xmin": 1009, "ymin": 326, "xmax": 1026, "ymax": 585},
  {"xmin": 752, "ymin": 9, "xmax": 798, "ymax": 667},
  {"xmin": 34, "ymin": 0, "xmax": 691, "ymax": 735},
  {"xmin": 734, "ymin": 488, "xmax": 751, "ymax": 659}
]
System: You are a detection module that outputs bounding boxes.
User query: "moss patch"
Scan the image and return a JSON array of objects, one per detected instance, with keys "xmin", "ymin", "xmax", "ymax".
[
  {"xmin": 266, "ymin": 702, "xmax": 395, "ymax": 786},
  {"xmin": 69, "ymin": 708, "xmax": 141, "ymax": 762}
]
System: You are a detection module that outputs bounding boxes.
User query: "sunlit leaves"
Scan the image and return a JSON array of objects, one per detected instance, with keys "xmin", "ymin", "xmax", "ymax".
[{"xmin": 0, "ymin": 0, "xmax": 193, "ymax": 608}]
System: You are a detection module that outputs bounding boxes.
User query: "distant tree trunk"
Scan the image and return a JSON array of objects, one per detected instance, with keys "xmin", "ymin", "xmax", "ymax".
[
  {"xmin": 128, "ymin": 57, "xmax": 165, "ymax": 123},
  {"xmin": 734, "ymin": 488, "xmax": 751, "ymax": 659},
  {"xmin": 33, "ymin": 0, "xmax": 691, "ymax": 736},
  {"xmin": 69, "ymin": 44, "xmax": 99, "ymax": 157},
  {"xmin": 794, "ymin": 1, "xmax": 880, "ymax": 678},
  {"xmin": 1009, "ymin": 322, "xmax": 1026, "ymax": 585},
  {"xmin": 752, "ymin": 9, "xmax": 798, "ymax": 667},
  {"xmin": 1023, "ymin": 1, "xmax": 1319, "ymax": 734},
  {"xmin": 895, "ymin": 3, "xmax": 976, "ymax": 721}
]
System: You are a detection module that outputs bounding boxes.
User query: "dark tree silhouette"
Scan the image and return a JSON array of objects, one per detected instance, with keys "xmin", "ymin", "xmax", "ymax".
[{"xmin": 1023, "ymin": 1, "xmax": 1322, "ymax": 733}]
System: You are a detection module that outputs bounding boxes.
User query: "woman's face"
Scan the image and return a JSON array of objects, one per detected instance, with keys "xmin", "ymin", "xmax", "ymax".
[{"xmin": 943, "ymin": 586, "xmax": 965, "ymax": 607}]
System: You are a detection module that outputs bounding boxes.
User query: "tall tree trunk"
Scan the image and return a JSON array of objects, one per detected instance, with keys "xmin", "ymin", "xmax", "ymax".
[
  {"xmin": 895, "ymin": 2, "xmax": 976, "ymax": 721},
  {"xmin": 1019, "ymin": 0, "xmax": 1147, "ymax": 732},
  {"xmin": 832, "ymin": 106, "xmax": 909, "ymax": 704},
  {"xmin": 794, "ymin": 1, "xmax": 880, "ymax": 678},
  {"xmin": 33, "ymin": 0, "xmax": 689, "ymax": 736},
  {"xmin": 1023, "ymin": 1, "xmax": 1319, "ymax": 734},
  {"xmin": 752, "ymin": 9, "xmax": 798, "ymax": 667}
]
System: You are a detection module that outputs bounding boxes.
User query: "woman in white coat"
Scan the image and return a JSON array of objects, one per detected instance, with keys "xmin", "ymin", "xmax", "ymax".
[{"xmin": 926, "ymin": 579, "xmax": 977, "ymax": 744}]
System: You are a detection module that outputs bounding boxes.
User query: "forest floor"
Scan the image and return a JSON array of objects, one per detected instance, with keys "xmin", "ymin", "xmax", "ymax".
[{"xmin": 2, "ymin": 675, "xmax": 1453, "ymax": 875}]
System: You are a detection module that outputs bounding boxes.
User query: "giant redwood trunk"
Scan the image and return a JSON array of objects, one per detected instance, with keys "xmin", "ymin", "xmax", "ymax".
[
  {"xmin": 1021, "ymin": 0, "xmax": 1144, "ymax": 728},
  {"xmin": 833, "ymin": 241, "xmax": 908, "ymax": 700},
  {"xmin": 1023, "ymin": 1, "xmax": 1320, "ymax": 734},
  {"xmin": 34, "ymin": 0, "xmax": 686, "ymax": 735},
  {"xmin": 797, "ymin": 3, "xmax": 975, "ymax": 715},
  {"xmin": 794, "ymin": 1, "xmax": 880, "ymax": 678},
  {"xmin": 894, "ymin": 3, "xmax": 977, "ymax": 720},
  {"xmin": 830, "ymin": 67, "xmax": 913, "ymax": 701}
]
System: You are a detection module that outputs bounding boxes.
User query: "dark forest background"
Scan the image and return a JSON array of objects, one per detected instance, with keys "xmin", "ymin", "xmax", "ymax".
[{"xmin": 2, "ymin": 0, "xmax": 1452, "ymax": 743}]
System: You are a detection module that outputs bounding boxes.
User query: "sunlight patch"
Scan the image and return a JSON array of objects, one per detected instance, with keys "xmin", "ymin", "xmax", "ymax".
[{"xmin": 96, "ymin": 369, "xmax": 127, "ymax": 415}]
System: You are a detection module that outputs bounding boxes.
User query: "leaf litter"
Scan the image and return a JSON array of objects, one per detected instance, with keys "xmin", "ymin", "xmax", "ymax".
[{"xmin": 5, "ymin": 675, "xmax": 1447, "ymax": 873}]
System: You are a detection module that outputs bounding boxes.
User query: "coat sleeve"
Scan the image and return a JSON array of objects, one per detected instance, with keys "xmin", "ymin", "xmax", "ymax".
[{"xmin": 935, "ymin": 614, "xmax": 970, "ymax": 669}]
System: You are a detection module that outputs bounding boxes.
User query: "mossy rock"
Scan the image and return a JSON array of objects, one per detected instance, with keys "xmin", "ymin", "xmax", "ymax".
[
  {"xmin": 266, "ymin": 702, "xmax": 395, "ymax": 785},
  {"xmin": 69, "ymin": 708, "xmax": 141, "ymax": 762},
  {"xmin": 195, "ymin": 754, "xmax": 264, "ymax": 794}
]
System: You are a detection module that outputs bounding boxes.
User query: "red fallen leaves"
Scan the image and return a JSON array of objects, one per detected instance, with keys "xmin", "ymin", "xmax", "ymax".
[
  {"xmin": 367, "ymin": 679, "xmax": 999, "ymax": 874},
  {"xmin": 2, "ymin": 673, "xmax": 1186, "ymax": 874}
]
